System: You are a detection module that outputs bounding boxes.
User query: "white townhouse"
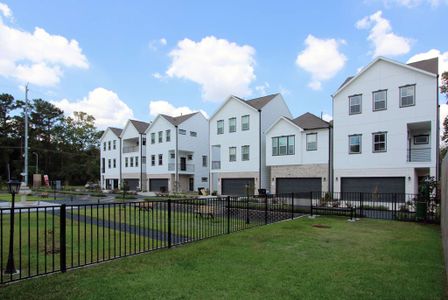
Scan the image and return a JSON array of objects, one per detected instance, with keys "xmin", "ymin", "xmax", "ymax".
[
  {"xmin": 266, "ymin": 113, "xmax": 331, "ymax": 195},
  {"xmin": 99, "ymin": 127, "xmax": 122, "ymax": 190},
  {"xmin": 209, "ymin": 93, "xmax": 292, "ymax": 195},
  {"xmin": 120, "ymin": 119, "xmax": 150, "ymax": 191},
  {"xmin": 145, "ymin": 112, "xmax": 209, "ymax": 193},
  {"xmin": 332, "ymin": 57, "xmax": 439, "ymax": 195}
]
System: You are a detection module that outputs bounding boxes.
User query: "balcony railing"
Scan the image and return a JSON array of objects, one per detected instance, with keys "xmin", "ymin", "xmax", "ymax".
[
  {"xmin": 407, "ymin": 148, "xmax": 431, "ymax": 162},
  {"xmin": 168, "ymin": 163, "xmax": 195, "ymax": 172},
  {"xmin": 211, "ymin": 161, "xmax": 221, "ymax": 170},
  {"xmin": 123, "ymin": 146, "xmax": 139, "ymax": 153}
]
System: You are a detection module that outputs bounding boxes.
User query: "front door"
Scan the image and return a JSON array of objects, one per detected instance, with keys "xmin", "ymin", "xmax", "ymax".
[
  {"xmin": 180, "ymin": 157, "xmax": 186, "ymax": 171},
  {"xmin": 189, "ymin": 177, "xmax": 194, "ymax": 191}
]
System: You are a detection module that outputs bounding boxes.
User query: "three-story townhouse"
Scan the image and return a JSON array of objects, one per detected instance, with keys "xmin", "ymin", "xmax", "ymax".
[
  {"xmin": 209, "ymin": 93, "xmax": 292, "ymax": 195},
  {"xmin": 145, "ymin": 112, "xmax": 209, "ymax": 193},
  {"xmin": 332, "ymin": 56, "xmax": 439, "ymax": 195},
  {"xmin": 99, "ymin": 127, "xmax": 122, "ymax": 190}
]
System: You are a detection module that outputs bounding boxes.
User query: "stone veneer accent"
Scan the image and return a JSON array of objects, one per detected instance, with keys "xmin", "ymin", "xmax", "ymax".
[{"xmin": 270, "ymin": 164, "xmax": 329, "ymax": 194}]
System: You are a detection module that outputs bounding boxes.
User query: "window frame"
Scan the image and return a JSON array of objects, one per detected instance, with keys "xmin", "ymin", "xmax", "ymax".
[
  {"xmin": 158, "ymin": 154, "xmax": 163, "ymax": 166},
  {"xmin": 348, "ymin": 134, "xmax": 362, "ymax": 154},
  {"xmin": 108, "ymin": 159, "xmax": 111, "ymax": 169},
  {"xmin": 241, "ymin": 115, "xmax": 250, "ymax": 131},
  {"xmin": 229, "ymin": 117, "xmax": 236, "ymax": 133},
  {"xmin": 135, "ymin": 156, "xmax": 139, "ymax": 167},
  {"xmin": 372, "ymin": 89, "xmax": 387, "ymax": 112},
  {"xmin": 113, "ymin": 159, "xmax": 116, "ymax": 168},
  {"xmin": 130, "ymin": 157, "xmax": 134, "ymax": 167},
  {"xmin": 399, "ymin": 84, "xmax": 416, "ymax": 108},
  {"xmin": 217, "ymin": 120, "xmax": 224, "ymax": 135},
  {"xmin": 349, "ymin": 94, "xmax": 362, "ymax": 115},
  {"xmin": 166, "ymin": 129, "xmax": 171, "ymax": 142},
  {"xmin": 151, "ymin": 155, "xmax": 155, "ymax": 166},
  {"xmin": 272, "ymin": 135, "xmax": 295, "ymax": 156},
  {"xmin": 179, "ymin": 129, "xmax": 186, "ymax": 135},
  {"xmin": 158, "ymin": 131, "xmax": 163, "ymax": 143},
  {"xmin": 414, "ymin": 135, "xmax": 429, "ymax": 145},
  {"xmin": 202, "ymin": 155, "xmax": 207, "ymax": 167},
  {"xmin": 306, "ymin": 133, "xmax": 318, "ymax": 151},
  {"xmin": 229, "ymin": 147, "xmax": 237, "ymax": 162},
  {"xmin": 151, "ymin": 133, "xmax": 155, "ymax": 144},
  {"xmin": 190, "ymin": 131, "xmax": 197, "ymax": 137},
  {"xmin": 125, "ymin": 157, "xmax": 129, "ymax": 167},
  {"xmin": 113, "ymin": 140, "xmax": 116, "ymax": 150},
  {"xmin": 241, "ymin": 145, "xmax": 250, "ymax": 161},
  {"xmin": 372, "ymin": 132, "xmax": 387, "ymax": 153}
]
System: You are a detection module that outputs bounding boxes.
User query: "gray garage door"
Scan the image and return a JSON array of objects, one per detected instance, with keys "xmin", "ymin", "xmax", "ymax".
[
  {"xmin": 341, "ymin": 177, "xmax": 405, "ymax": 194},
  {"xmin": 276, "ymin": 178, "xmax": 322, "ymax": 197},
  {"xmin": 222, "ymin": 178, "xmax": 254, "ymax": 196},
  {"xmin": 149, "ymin": 179, "xmax": 169, "ymax": 193},
  {"xmin": 124, "ymin": 179, "xmax": 139, "ymax": 191}
]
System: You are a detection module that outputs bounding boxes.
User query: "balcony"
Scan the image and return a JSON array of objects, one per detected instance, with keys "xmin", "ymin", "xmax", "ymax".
[
  {"xmin": 123, "ymin": 146, "xmax": 139, "ymax": 153},
  {"xmin": 211, "ymin": 161, "xmax": 221, "ymax": 170},
  {"xmin": 168, "ymin": 163, "xmax": 195, "ymax": 172},
  {"xmin": 407, "ymin": 148, "xmax": 431, "ymax": 162}
]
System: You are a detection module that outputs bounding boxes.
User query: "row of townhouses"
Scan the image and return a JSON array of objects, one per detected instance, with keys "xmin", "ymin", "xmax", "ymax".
[{"xmin": 100, "ymin": 56, "xmax": 440, "ymax": 196}]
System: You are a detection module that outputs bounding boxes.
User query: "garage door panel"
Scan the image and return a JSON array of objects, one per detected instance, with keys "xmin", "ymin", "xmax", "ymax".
[
  {"xmin": 124, "ymin": 179, "xmax": 139, "ymax": 191},
  {"xmin": 276, "ymin": 178, "xmax": 322, "ymax": 197},
  {"xmin": 341, "ymin": 177, "xmax": 405, "ymax": 195},
  {"xmin": 149, "ymin": 179, "xmax": 169, "ymax": 192},
  {"xmin": 222, "ymin": 178, "xmax": 254, "ymax": 196}
]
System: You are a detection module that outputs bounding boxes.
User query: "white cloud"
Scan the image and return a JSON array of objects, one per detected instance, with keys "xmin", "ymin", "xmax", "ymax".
[
  {"xmin": 255, "ymin": 82, "xmax": 270, "ymax": 95},
  {"xmin": 152, "ymin": 72, "xmax": 164, "ymax": 79},
  {"xmin": 0, "ymin": 2, "xmax": 12, "ymax": 19},
  {"xmin": 52, "ymin": 88, "xmax": 133, "ymax": 129},
  {"xmin": 149, "ymin": 38, "xmax": 168, "ymax": 50},
  {"xmin": 160, "ymin": 38, "xmax": 167, "ymax": 45},
  {"xmin": 0, "ymin": 9, "xmax": 88, "ymax": 86},
  {"xmin": 149, "ymin": 100, "xmax": 209, "ymax": 119},
  {"xmin": 407, "ymin": 49, "xmax": 448, "ymax": 82},
  {"xmin": 356, "ymin": 11, "xmax": 412, "ymax": 57},
  {"xmin": 166, "ymin": 36, "xmax": 256, "ymax": 102},
  {"xmin": 322, "ymin": 113, "xmax": 333, "ymax": 122},
  {"xmin": 379, "ymin": 0, "xmax": 447, "ymax": 7},
  {"xmin": 295, "ymin": 34, "xmax": 347, "ymax": 90}
]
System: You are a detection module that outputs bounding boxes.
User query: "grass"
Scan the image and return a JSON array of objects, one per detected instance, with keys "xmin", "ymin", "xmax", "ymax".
[
  {"xmin": 0, "ymin": 216, "xmax": 444, "ymax": 299},
  {"xmin": 0, "ymin": 194, "xmax": 58, "ymax": 202}
]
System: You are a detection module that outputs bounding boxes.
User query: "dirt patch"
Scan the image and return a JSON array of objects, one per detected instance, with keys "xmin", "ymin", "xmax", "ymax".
[{"xmin": 312, "ymin": 224, "xmax": 331, "ymax": 229}]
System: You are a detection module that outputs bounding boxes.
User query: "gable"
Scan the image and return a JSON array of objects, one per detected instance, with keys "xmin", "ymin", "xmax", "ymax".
[{"xmin": 210, "ymin": 96, "xmax": 257, "ymax": 122}]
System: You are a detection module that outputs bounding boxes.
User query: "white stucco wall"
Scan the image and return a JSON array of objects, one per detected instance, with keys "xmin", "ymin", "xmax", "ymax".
[{"xmin": 99, "ymin": 128, "xmax": 121, "ymax": 189}]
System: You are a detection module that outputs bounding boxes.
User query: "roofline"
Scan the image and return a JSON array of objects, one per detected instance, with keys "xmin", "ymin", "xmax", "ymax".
[
  {"xmin": 332, "ymin": 56, "xmax": 438, "ymax": 98},
  {"xmin": 209, "ymin": 95, "xmax": 259, "ymax": 120},
  {"xmin": 265, "ymin": 116, "xmax": 304, "ymax": 134},
  {"xmin": 119, "ymin": 119, "xmax": 148, "ymax": 137}
]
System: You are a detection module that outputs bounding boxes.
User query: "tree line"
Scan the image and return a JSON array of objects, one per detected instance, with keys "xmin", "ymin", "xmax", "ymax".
[{"xmin": 0, "ymin": 93, "xmax": 102, "ymax": 186}]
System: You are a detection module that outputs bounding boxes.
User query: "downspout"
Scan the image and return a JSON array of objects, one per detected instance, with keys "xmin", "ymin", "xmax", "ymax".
[
  {"xmin": 119, "ymin": 137, "xmax": 122, "ymax": 189},
  {"xmin": 258, "ymin": 109, "xmax": 262, "ymax": 193},
  {"xmin": 328, "ymin": 124, "xmax": 333, "ymax": 193},
  {"xmin": 140, "ymin": 133, "xmax": 143, "ymax": 191},
  {"xmin": 436, "ymin": 74, "xmax": 440, "ymax": 180},
  {"xmin": 175, "ymin": 125, "xmax": 179, "ymax": 193},
  {"xmin": 330, "ymin": 95, "xmax": 335, "ymax": 193}
]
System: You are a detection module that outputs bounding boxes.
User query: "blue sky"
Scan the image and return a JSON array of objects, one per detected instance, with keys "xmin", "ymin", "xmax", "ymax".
[{"xmin": 0, "ymin": 0, "xmax": 446, "ymax": 128}]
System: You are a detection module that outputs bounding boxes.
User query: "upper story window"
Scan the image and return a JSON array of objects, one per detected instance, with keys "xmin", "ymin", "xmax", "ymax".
[
  {"xmin": 188, "ymin": 154, "xmax": 193, "ymax": 160},
  {"xmin": 103, "ymin": 142, "xmax": 106, "ymax": 151},
  {"xmin": 229, "ymin": 117, "xmax": 236, "ymax": 133},
  {"xmin": 166, "ymin": 130, "xmax": 171, "ymax": 142},
  {"xmin": 113, "ymin": 140, "xmax": 116, "ymax": 150},
  {"xmin": 135, "ymin": 156, "xmax": 139, "ymax": 167},
  {"xmin": 108, "ymin": 141, "xmax": 111, "ymax": 150},
  {"xmin": 242, "ymin": 115, "xmax": 250, "ymax": 131},
  {"xmin": 349, "ymin": 134, "xmax": 362, "ymax": 154},
  {"xmin": 130, "ymin": 157, "xmax": 134, "ymax": 167},
  {"xmin": 217, "ymin": 120, "xmax": 224, "ymax": 135},
  {"xmin": 125, "ymin": 157, "xmax": 129, "ymax": 167},
  {"xmin": 151, "ymin": 133, "xmax": 155, "ymax": 144},
  {"xmin": 108, "ymin": 159, "xmax": 111, "ymax": 169},
  {"xmin": 229, "ymin": 147, "xmax": 236, "ymax": 162},
  {"xmin": 241, "ymin": 145, "xmax": 250, "ymax": 161},
  {"xmin": 373, "ymin": 90, "xmax": 387, "ymax": 111},
  {"xmin": 142, "ymin": 138, "xmax": 146, "ymax": 146},
  {"xmin": 158, "ymin": 131, "xmax": 163, "ymax": 143},
  {"xmin": 400, "ymin": 85, "xmax": 415, "ymax": 107},
  {"xmin": 306, "ymin": 133, "xmax": 317, "ymax": 151},
  {"xmin": 349, "ymin": 94, "xmax": 362, "ymax": 115},
  {"xmin": 179, "ymin": 129, "xmax": 186, "ymax": 135},
  {"xmin": 272, "ymin": 135, "xmax": 295, "ymax": 156},
  {"xmin": 202, "ymin": 155, "xmax": 207, "ymax": 167},
  {"xmin": 170, "ymin": 153, "xmax": 175, "ymax": 159},
  {"xmin": 102, "ymin": 158, "xmax": 105, "ymax": 173},
  {"xmin": 113, "ymin": 159, "xmax": 116, "ymax": 168},
  {"xmin": 158, "ymin": 154, "xmax": 163, "ymax": 165},
  {"xmin": 151, "ymin": 155, "xmax": 155, "ymax": 166},
  {"xmin": 190, "ymin": 131, "xmax": 197, "ymax": 137},
  {"xmin": 372, "ymin": 132, "xmax": 387, "ymax": 153},
  {"xmin": 414, "ymin": 135, "xmax": 429, "ymax": 145}
]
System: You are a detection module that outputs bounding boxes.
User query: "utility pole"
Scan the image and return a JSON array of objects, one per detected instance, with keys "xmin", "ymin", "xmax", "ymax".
[{"xmin": 24, "ymin": 83, "xmax": 29, "ymax": 186}]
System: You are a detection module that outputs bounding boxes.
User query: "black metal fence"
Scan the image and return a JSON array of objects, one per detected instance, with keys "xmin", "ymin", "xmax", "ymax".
[
  {"xmin": 309, "ymin": 192, "xmax": 440, "ymax": 223},
  {"xmin": 0, "ymin": 194, "xmax": 301, "ymax": 284}
]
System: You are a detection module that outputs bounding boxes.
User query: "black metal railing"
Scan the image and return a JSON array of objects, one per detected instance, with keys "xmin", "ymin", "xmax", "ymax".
[{"xmin": 0, "ymin": 194, "xmax": 301, "ymax": 284}]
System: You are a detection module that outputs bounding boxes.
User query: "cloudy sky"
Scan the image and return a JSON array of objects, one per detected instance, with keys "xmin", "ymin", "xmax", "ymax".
[{"xmin": 0, "ymin": 0, "xmax": 446, "ymax": 129}]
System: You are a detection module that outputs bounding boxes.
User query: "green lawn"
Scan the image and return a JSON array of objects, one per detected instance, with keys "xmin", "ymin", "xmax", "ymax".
[
  {"xmin": 0, "ymin": 216, "xmax": 444, "ymax": 299},
  {"xmin": 0, "ymin": 194, "xmax": 57, "ymax": 202}
]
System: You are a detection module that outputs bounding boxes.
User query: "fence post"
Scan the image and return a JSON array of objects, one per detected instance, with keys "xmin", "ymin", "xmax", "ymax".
[
  {"xmin": 60, "ymin": 204, "xmax": 67, "ymax": 273},
  {"xmin": 246, "ymin": 192, "xmax": 250, "ymax": 225},
  {"xmin": 291, "ymin": 193, "xmax": 294, "ymax": 220},
  {"xmin": 167, "ymin": 199, "xmax": 172, "ymax": 248},
  {"xmin": 227, "ymin": 196, "xmax": 230, "ymax": 234},
  {"xmin": 393, "ymin": 193, "xmax": 397, "ymax": 220},
  {"xmin": 360, "ymin": 192, "xmax": 364, "ymax": 218},
  {"xmin": 309, "ymin": 191, "xmax": 313, "ymax": 216},
  {"xmin": 264, "ymin": 194, "xmax": 268, "ymax": 225}
]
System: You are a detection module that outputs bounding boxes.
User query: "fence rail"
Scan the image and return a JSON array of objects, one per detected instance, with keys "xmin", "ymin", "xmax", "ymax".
[{"xmin": 0, "ymin": 194, "xmax": 301, "ymax": 284}]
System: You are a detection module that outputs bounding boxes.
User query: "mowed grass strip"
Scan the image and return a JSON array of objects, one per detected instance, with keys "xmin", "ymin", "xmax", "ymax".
[{"xmin": 0, "ymin": 216, "xmax": 444, "ymax": 300}]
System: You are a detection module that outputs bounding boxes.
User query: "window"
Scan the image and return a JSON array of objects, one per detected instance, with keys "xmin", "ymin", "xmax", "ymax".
[
  {"xmin": 349, "ymin": 94, "xmax": 362, "ymax": 115},
  {"xmin": 142, "ymin": 156, "xmax": 146, "ymax": 164},
  {"xmin": 170, "ymin": 153, "xmax": 175, "ymax": 159},
  {"xmin": 103, "ymin": 142, "xmax": 106, "ymax": 151},
  {"xmin": 130, "ymin": 157, "xmax": 134, "ymax": 167},
  {"xmin": 113, "ymin": 159, "xmax": 116, "ymax": 168},
  {"xmin": 400, "ymin": 85, "xmax": 415, "ymax": 107},
  {"xmin": 349, "ymin": 134, "xmax": 362, "ymax": 154},
  {"xmin": 372, "ymin": 132, "xmax": 387, "ymax": 152},
  {"xmin": 202, "ymin": 155, "xmax": 207, "ymax": 167},
  {"xmin": 135, "ymin": 156, "xmax": 139, "ymax": 167},
  {"xmin": 108, "ymin": 159, "xmax": 111, "ymax": 169},
  {"xmin": 166, "ymin": 130, "xmax": 171, "ymax": 142},
  {"xmin": 288, "ymin": 136, "xmax": 295, "ymax": 154},
  {"xmin": 151, "ymin": 155, "xmax": 155, "ymax": 166},
  {"xmin": 272, "ymin": 135, "xmax": 295, "ymax": 156},
  {"xmin": 373, "ymin": 90, "xmax": 387, "ymax": 111},
  {"xmin": 113, "ymin": 140, "xmax": 116, "ymax": 150},
  {"xmin": 242, "ymin": 115, "xmax": 250, "ymax": 131},
  {"xmin": 201, "ymin": 177, "xmax": 208, "ymax": 183},
  {"xmin": 306, "ymin": 133, "xmax": 317, "ymax": 151},
  {"xmin": 242, "ymin": 145, "xmax": 250, "ymax": 161},
  {"xmin": 108, "ymin": 141, "xmax": 111, "ymax": 150},
  {"xmin": 158, "ymin": 131, "xmax": 163, "ymax": 143},
  {"xmin": 188, "ymin": 154, "xmax": 193, "ymax": 160},
  {"xmin": 190, "ymin": 131, "xmax": 197, "ymax": 137},
  {"xmin": 279, "ymin": 137, "xmax": 287, "ymax": 155},
  {"xmin": 272, "ymin": 137, "xmax": 279, "ymax": 156},
  {"xmin": 229, "ymin": 117, "xmax": 236, "ymax": 133},
  {"xmin": 229, "ymin": 147, "xmax": 236, "ymax": 162},
  {"xmin": 217, "ymin": 120, "xmax": 224, "ymax": 134},
  {"xmin": 179, "ymin": 129, "xmax": 186, "ymax": 135},
  {"xmin": 414, "ymin": 135, "xmax": 429, "ymax": 145},
  {"xmin": 142, "ymin": 138, "xmax": 146, "ymax": 146},
  {"xmin": 125, "ymin": 157, "xmax": 129, "ymax": 167},
  {"xmin": 151, "ymin": 133, "xmax": 155, "ymax": 144},
  {"xmin": 102, "ymin": 158, "xmax": 105, "ymax": 173},
  {"xmin": 158, "ymin": 154, "xmax": 163, "ymax": 165}
]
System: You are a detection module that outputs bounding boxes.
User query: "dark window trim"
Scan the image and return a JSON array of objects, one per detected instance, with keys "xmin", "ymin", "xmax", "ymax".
[
  {"xmin": 372, "ymin": 131, "xmax": 387, "ymax": 153},
  {"xmin": 399, "ymin": 84, "xmax": 416, "ymax": 108},
  {"xmin": 372, "ymin": 89, "xmax": 388, "ymax": 112},
  {"xmin": 414, "ymin": 134, "xmax": 429, "ymax": 145},
  {"xmin": 306, "ymin": 133, "xmax": 318, "ymax": 151},
  {"xmin": 348, "ymin": 134, "xmax": 362, "ymax": 154},
  {"xmin": 348, "ymin": 94, "xmax": 362, "ymax": 115}
]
